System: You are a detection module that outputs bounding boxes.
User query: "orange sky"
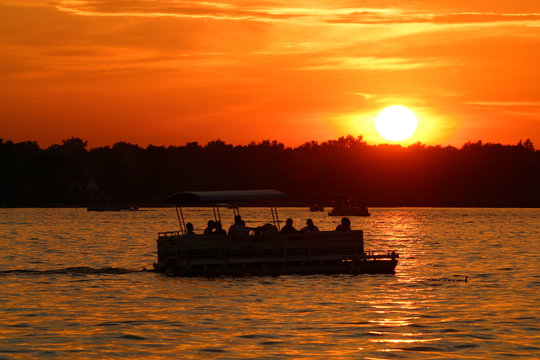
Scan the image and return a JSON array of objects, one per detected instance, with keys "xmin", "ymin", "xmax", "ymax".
[{"xmin": 1, "ymin": 1, "xmax": 539, "ymax": 148}]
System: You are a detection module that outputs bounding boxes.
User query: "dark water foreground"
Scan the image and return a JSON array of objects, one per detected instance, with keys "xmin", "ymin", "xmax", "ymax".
[{"xmin": 0, "ymin": 208, "xmax": 539, "ymax": 359}]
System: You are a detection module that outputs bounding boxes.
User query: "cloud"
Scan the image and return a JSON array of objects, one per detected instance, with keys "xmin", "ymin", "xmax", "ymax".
[
  {"xmin": 350, "ymin": 92, "xmax": 375, "ymax": 100},
  {"xmin": 299, "ymin": 56, "xmax": 451, "ymax": 72},
  {"xmin": 326, "ymin": 11, "xmax": 540, "ymax": 25},
  {"xmin": 52, "ymin": 0, "xmax": 306, "ymax": 21},
  {"xmin": 51, "ymin": 1, "xmax": 540, "ymax": 28},
  {"xmin": 465, "ymin": 100, "xmax": 540, "ymax": 107}
]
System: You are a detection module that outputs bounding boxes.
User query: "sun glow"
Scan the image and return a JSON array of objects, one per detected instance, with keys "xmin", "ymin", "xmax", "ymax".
[{"xmin": 376, "ymin": 105, "xmax": 418, "ymax": 141}]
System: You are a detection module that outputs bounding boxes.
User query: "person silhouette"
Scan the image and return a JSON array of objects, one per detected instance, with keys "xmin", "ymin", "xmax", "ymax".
[
  {"xmin": 228, "ymin": 215, "xmax": 251, "ymax": 236},
  {"xmin": 280, "ymin": 218, "xmax": 298, "ymax": 234},
  {"xmin": 204, "ymin": 220, "xmax": 215, "ymax": 235},
  {"xmin": 301, "ymin": 218, "xmax": 320, "ymax": 233},
  {"xmin": 185, "ymin": 222, "xmax": 196, "ymax": 235},
  {"xmin": 213, "ymin": 221, "xmax": 227, "ymax": 236},
  {"xmin": 335, "ymin": 217, "xmax": 351, "ymax": 231}
]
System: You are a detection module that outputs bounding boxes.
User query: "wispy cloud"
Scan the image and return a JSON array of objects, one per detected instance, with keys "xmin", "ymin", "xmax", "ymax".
[
  {"xmin": 465, "ymin": 101, "xmax": 540, "ymax": 107},
  {"xmin": 299, "ymin": 56, "xmax": 451, "ymax": 71},
  {"xmin": 52, "ymin": 0, "xmax": 307, "ymax": 21},
  {"xmin": 52, "ymin": 1, "xmax": 540, "ymax": 27},
  {"xmin": 350, "ymin": 92, "xmax": 375, "ymax": 100},
  {"xmin": 326, "ymin": 11, "xmax": 540, "ymax": 25}
]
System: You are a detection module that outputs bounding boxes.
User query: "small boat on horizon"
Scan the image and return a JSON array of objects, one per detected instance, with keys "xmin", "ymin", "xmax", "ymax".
[
  {"xmin": 328, "ymin": 199, "xmax": 370, "ymax": 217},
  {"xmin": 87, "ymin": 204, "xmax": 139, "ymax": 212},
  {"xmin": 309, "ymin": 203, "xmax": 324, "ymax": 212},
  {"xmin": 328, "ymin": 205, "xmax": 370, "ymax": 217}
]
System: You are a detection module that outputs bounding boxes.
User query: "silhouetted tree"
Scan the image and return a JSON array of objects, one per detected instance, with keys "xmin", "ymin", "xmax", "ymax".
[{"xmin": 0, "ymin": 136, "xmax": 538, "ymax": 207}]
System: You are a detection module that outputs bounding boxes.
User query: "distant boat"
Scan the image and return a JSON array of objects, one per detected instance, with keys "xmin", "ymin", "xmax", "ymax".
[
  {"xmin": 328, "ymin": 205, "xmax": 370, "ymax": 217},
  {"xmin": 154, "ymin": 190, "xmax": 396, "ymax": 276},
  {"xmin": 328, "ymin": 199, "xmax": 370, "ymax": 216},
  {"xmin": 309, "ymin": 203, "xmax": 324, "ymax": 212},
  {"xmin": 87, "ymin": 204, "xmax": 139, "ymax": 212}
]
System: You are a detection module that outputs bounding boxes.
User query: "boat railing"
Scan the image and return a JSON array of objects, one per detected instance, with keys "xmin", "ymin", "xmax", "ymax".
[
  {"xmin": 157, "ymin": 230, "xmax": 366, "ymax": 262},
  {"xmin": 158, "ymin": 231, "xmax": 182, "ymax": 237},
  {"xmin": 364, "ymin": 250, "xmax": 399, "ymax": 260}
]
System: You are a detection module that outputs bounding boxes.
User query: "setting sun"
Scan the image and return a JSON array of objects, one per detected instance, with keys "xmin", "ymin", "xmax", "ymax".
[{"xmin": 375, "ymin": 105, "xmax": 418, "ymax": 141}]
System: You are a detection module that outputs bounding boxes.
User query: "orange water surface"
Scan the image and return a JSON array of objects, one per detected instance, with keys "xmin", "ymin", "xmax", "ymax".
[{"xmin": 0, "ymin": 207, "xmax": 539, "ymax": 359}]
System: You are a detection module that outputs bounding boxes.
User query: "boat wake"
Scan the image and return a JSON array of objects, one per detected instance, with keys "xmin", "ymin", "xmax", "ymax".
[{"xmin": 0, "ymin": 266, "xmax": 152, "ymax": 276}]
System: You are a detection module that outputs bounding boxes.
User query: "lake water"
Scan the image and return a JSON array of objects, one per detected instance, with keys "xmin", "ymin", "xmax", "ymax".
[{"xmin": 0, "ymin": 207, "xmax": 539, "ymax": 359}]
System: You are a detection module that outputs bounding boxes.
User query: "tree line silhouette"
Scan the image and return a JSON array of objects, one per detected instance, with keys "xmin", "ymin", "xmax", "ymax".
[{"xmin": 1, "ymin": 135, "xmax": 538, "ymax": 207}]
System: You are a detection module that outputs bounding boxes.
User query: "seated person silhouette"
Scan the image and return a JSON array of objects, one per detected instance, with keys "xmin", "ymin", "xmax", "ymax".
[
  {"xmin": 257, "ymin": 223, "xmax": 278, "ymax": 234},
  {"xmin": 301, "ymin": 218, "xmax": 320, "ymax": 233},
  {"xmin": 280, "ymin": 218, "xmax": 298, "ymax": 234},
  {"xmin": 335, "ymin": 217, "xmax": 351, "ymax": 231},
  {"xmin": 185, "ymin": 222, "xmax": 196, "ymax": 235},
  {"xmin": 204, "ymin": 220, "xmax": 215, "ymax": 235},
  {"xmin": 213, "ymin": 221, "xmax": 227, "ymax": 236},
  {"xmin": 228, "ymin": 215, "xmax": 251, "ymax": 236}
]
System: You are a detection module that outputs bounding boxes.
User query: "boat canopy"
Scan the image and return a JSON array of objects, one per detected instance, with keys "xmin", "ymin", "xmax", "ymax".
[{"xmin": 165, "ymin": 189, "xmax": 286, "ymax": 205}]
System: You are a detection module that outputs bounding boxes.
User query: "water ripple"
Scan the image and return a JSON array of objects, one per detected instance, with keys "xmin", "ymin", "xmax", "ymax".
[{"xmin": 0, "ymin": 207, "xmax": 538, "ymax": 359}]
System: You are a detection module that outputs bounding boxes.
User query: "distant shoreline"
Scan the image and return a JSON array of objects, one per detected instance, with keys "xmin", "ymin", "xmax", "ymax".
[
  {"xmin": 2, "ymin": 136, "xmax": 538, "ymax": 208},
  {"xmin": 1, "ymin": 204, "xmax": 538, "ymax": 209}
]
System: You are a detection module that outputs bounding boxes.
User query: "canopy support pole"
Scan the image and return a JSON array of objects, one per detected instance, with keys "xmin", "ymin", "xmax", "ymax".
[
  {"xmin": 212, "ymin": 206, "xmax": 222, "ymax": 223},
  {"xmin": 175, "ymin": 206, "xmax": 186, "ymax": 234},
  {"xmin": 270, "ymin": 206, "xmax": 280, "ymax": 231}
]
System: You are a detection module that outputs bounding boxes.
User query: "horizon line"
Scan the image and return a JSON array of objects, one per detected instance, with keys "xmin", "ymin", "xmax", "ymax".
[{"xmin": 1, "ymin": 135, "xmax": 536, "ymax": 151}]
